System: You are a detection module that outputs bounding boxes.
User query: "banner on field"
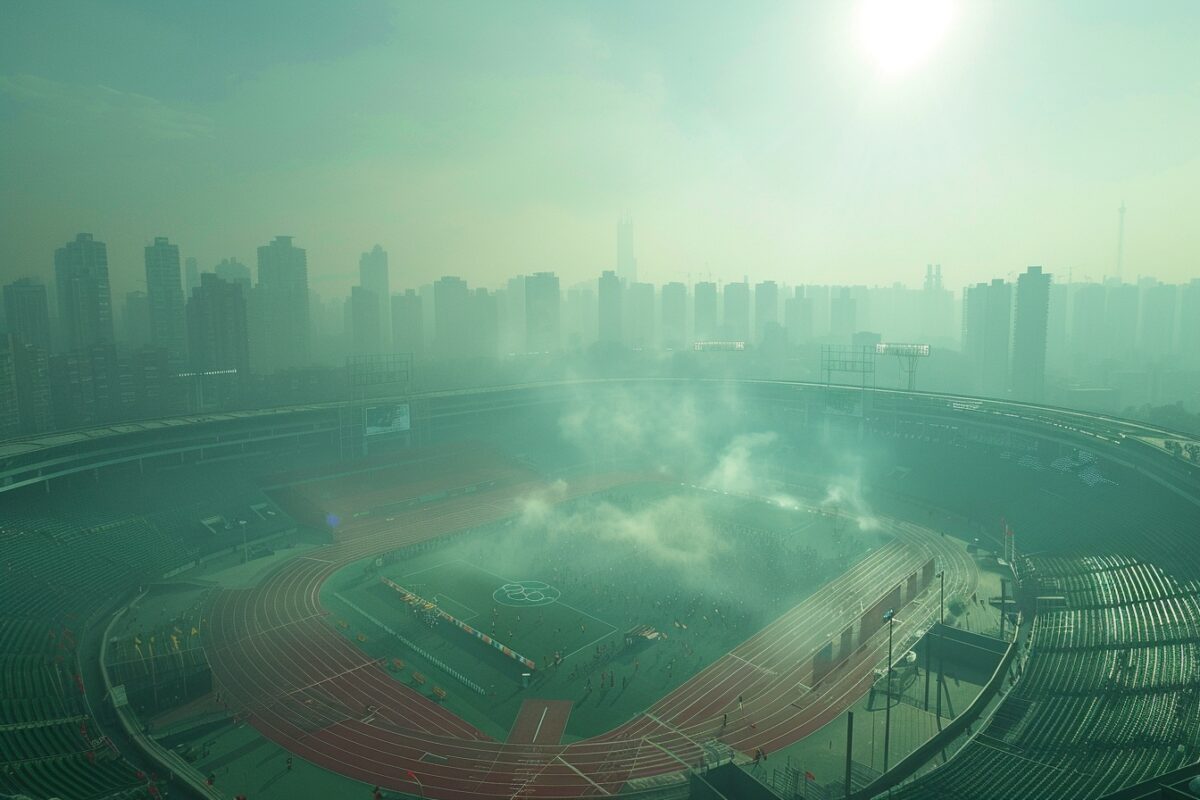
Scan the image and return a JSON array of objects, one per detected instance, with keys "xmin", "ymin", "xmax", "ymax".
[{"xmin": 380, "ymin": 576, "xmax": 537, "ymax": 670}]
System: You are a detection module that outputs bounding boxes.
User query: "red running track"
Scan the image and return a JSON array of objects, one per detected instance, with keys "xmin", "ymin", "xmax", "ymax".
[{"xmin": 204, "ymin": 481, "xmax": 977, "ymax": 799}]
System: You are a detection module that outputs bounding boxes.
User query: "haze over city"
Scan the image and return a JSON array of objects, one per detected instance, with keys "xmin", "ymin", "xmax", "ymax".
[{"xmin": 3, "ymin": 0, "xmax": 1199, "ymax": 294}]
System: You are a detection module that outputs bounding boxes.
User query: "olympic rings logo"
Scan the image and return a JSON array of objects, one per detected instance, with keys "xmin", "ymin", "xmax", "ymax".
[{"xmin": 492, "ymin": 580, "xmax": 561, "ymax": 607}]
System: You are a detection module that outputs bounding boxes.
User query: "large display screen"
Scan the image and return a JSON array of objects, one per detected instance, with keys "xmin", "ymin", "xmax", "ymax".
[{"xmin": 365, "ymin": 403, "xmax": 411, "ymax": 436}]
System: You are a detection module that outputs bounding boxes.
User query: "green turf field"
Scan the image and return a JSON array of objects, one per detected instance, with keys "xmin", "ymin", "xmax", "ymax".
[{"xmin": 321, "ymin": 481, "xmax": 889, "ymax": 739}]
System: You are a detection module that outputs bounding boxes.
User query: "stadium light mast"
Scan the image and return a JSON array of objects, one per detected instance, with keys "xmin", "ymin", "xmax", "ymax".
[
  {"xmin": 883, "ymin": 607, "xmax": 896, "ymax": 772},
  {"xmin": 936, "ymin": 570, "xmax": 946, "ymax": 720}
]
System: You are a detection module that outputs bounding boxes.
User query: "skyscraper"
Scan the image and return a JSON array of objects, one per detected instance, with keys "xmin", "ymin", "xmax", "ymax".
[
  {"xmin": 215, "ymin": 258, "xmax": 252, "ymax": 291},
  {"xmin": 55, "ymin": 233, "xmax": 114, "ymax": 352},
  {"xmin": 616, "ymin": 217, "xmax": 637, "ymax": 283},
  {"xmin": 392, "ymin": 290, "xmax": 424, "ymax": 356},
  {"xmin": 254, "ymin": 236, "xmax": 310, "ymax": 371},
  {"xmin": 626, "ymin": 282, "xmax": 655, "ymax": 349},
  {"xmin": 3, "ymin": 279, "xmax": 52, "ymax": 353},
  {"xmin": 754, "ymin": 281, "xmax": 780, "ymax": 343},
  {"xmin": 145, "ymin": 236, "xmax": 188, "ymax": 366},
  {"xmin": 1138, "ymin": 282, "xmax": 1178, "ymax": 359},
  {"xmin": 348, "ymin": 286, "xmax": 382, "ymax": 355},
  {"xmin": 598, "ymin": 270, "xmax": 623, "ymax": 344},
  {"xmin": 722, "ymin": 281, "xmax": 750, "ymax": 341},
  {"xmin": 661, "ymin": 282, "xmax": 687, "ymax": 350},
  {"xmin": 359, "ymin": 245, "xmax": 390, "ymax": 351},
  {"xmin": 1011, "ymin": 266, "xmax": 1051, "ymax": 401},
  {"xmin": 187, "ymin": 273, "xmax": 249, "ymax": 376},
  {"xmin": 433, "ymin": 276, "xmax": 472, "ymax": 359},
  {"xmin": 694, "ymin": 282, "xmax": 718, "ymax": 341},
  {"xmin": 963, "ymin": 279, "xmax": 1013, "ymax": 397},
  {"xmin": 830, "ymin": 288, "xmax": 857, "ymax": 342},
  {"xmin": 185, "ymin": 256, "xmax": 200, "ymax": 295},
  {"xmin": 524, "ymin": 272, "xmax": 561, "ymax": 353},
  {"xmin": 785, "ymin": 290, "xmax": 814, "ymax": 344}
]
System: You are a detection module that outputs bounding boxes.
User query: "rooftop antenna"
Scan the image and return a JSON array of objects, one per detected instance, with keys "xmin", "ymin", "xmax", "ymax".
[{"xmin": 1116, "ymin": 201, "xmax": 1126, "ymax": 283}]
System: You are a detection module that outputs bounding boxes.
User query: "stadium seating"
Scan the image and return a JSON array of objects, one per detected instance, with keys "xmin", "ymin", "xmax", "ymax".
[{"xmin": 891, "ymin": 554, "xmax": 1200, "ymax": 799}]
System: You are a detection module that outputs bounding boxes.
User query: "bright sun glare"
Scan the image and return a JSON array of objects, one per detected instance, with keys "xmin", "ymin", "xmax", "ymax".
[{"xmin": 857, "ymin": 0, "xmax": 955, "ymax": 77}]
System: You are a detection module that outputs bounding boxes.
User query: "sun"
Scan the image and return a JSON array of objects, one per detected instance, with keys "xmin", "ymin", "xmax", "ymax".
[{"xmin": 856, "ymin": 0, "xmax": 955, "ymax": 78}]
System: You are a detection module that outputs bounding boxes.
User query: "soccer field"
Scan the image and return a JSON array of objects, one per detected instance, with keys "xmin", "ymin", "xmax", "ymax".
[{"xmin": 322, "ymin": 481, "xmax": 889, "ymax": 738}]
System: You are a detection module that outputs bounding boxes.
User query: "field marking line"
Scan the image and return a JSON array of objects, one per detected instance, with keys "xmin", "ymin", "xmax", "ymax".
[
  {"xmin": 639, "ymin": 735, "xmax": 732, "ymax": 799},
  {"xmin": 463, "ymin": 558, "xmax": 619, "ymax": 632},
  {"xmin": 555, "ymin": 755, "xmax": 610, "ymax": 795},
  {"xmin": 563, "ymin": 628, "xmax": 620, "ymax": 661},
  {"xmin": 726, "ymin": 652, "xmax": 777, "ymax": 675},
  {"xmin": 298, "ymin": 556, "xmax": 334, "ymax": 564},
  {"xmin": 432, "ymin": 592, "xmax": 479, "ymax": 622},
  {"xmin": 400, "ymin": 559, "xmax": 465, "ymax": 579},
  {"xmin": 532, "ymin": 706, "xmax": 548, "ymax": 743}
]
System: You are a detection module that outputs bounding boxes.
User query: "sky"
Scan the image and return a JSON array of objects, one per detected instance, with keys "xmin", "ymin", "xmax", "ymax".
[{"xmin": 1, "ymin": 0, "xmax": 1198, "ymax": 298}]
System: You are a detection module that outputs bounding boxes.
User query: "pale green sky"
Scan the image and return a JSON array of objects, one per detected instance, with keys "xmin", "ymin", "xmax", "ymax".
[{"xmin": 1, "ymin": 0, "xmax": 1198, "ymax": 297}]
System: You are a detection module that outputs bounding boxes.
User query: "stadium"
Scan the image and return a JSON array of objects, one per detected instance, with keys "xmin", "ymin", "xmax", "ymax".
[{"xmin": 1, "ymin": 379, "xmax": 1198, "ymax": 800}]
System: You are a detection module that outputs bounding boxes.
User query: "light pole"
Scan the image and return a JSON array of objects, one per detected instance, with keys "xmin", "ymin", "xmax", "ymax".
[
  {"xmin": 936, "ymin": 570, "xmax": 945, "ymax": 719},
  {"xmin": 883, "ymin": 607, "xmax": 895, "ymax": 773}
]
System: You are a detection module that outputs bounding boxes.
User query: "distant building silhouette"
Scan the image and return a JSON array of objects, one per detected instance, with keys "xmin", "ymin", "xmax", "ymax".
[
  {"xmin": 963, "ymin": 278, "xmax": 1012, "ymax": 398},
  {"xmin": 598, "ymin": 270, "xmax": 623, "ymax": 345},
  {"xmin": 627, "ymin": 282, "xmax": 654, "ymax": 349},
  {"xmin": 348, "ymin": 285, "xmax": 382, "ymax": 356},
  {"xmin": 122, "ymin": 291, "xmax": 150, "ymax": 350},
  {"xmin": 359, "ymin": 245, "xmax": 390, "ymax": 351},
  {"xmin": 661, "ymin": 282, "xmax": 687, "ymax": 350},
  {"xmin": 3, "ymin": 279, "xmax": 52, "ymax": 353},
  {"xmin": 215, "ymin": 258, "xmax": 252, "ymax": 292},
  {"xmin": 722, "ymin": 281, "xmax": 749, "ymax": 341},
  {"xmin": 185, "ymin": 256, "xmax": 200, "ymax": 295},
  {"xmin": 392, "ymin": 290, "xmax": 424, "ymax": 356},
  {"xmin": 754, "ymin": 281, "xmax": 779, "ymax": 343},
  {"xmin": 694, "ymin": 282, "xmax": 718, "ymax": 341},
  {"xmin": 187, "ymin": 273, "xmax": 249, "ymax": 376},
  {"xmin": 830, "ymin": 288, "xmax": 857, "ymax": 343},
  {"xmin": 145, "ymin": 236, "xmax": 188, "ymax": 367},
  {"xmin": 524, "ymin": 272, "xmax": 561, "ymax": 353},
  {"xmin": 434, "ymin": 276, "xmax": 472, "ymax": 359},
  {"xmin": 785, "ymin": 289, "xmax": 813, "ymax": 344},
  {"xmin": 1011, "ymin": 266, "xmax": 1051, "ymax": 401},
  {"xmin": 55, "ymin": 233, "xmax": 114, "ymax": 353},
  {"xmin": 254, "ymin": 236, "xmax": 310, "ymax": 372},
  {"xmin": 1138, "ymin": 281, "xmax": 1177, "ymax": 359}
]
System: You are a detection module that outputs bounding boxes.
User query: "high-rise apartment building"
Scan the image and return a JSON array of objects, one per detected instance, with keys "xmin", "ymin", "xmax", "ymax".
[
  {"xmin": 3, "ymin": 279, "xmax": 52, "ymax": 353},
  {"xmin": 598, "ymin": 270, "xmax": 623, "ymax": 344},
  {"xmin": 392, "ymin": 290, "xmax": 424, "ymax": 356},
  {"xmin": 694, "ymin": 282, "xmax": 717, "ymax": 341},
  {"xmin": 187, "ymin": 273, "xmax": 249, "ymax": 376},
  {"xmin": 754, "ymin": 281, "xmax": 779, "ymax": 343},
  {"xmin": 963, "ymin": 278, "xmax": 1013, "ymax": 398},
  {"xmin": 524, "ymin": 272, "xmax": 561, "ymax": 353},
  {"xmin": 145, "ymin": 236, "xmax": 188, "ymax": 366},
  {"xmin": 434, "ymin": 276, "xmax": 472, "ymax": 359},
  {"xmin": 661, "ymin": 282, "xmax": 687, "ymax": 350},
  {"xmin": 55, "ymin": 233, "xmax": 114, "ymax": 352},
  {"xmin": 359, "ymin": 245, "xmax": 390, "ymax": 351},
  {"xmin": 1011, "ymin": 266, "xmax": 1051, "ymax": 401},
  {"xmin": 254, "ymin": 236, "xmax": 310, "ymax": 371},
  {"xmin": 723, "ymin": 281, "xmax": 750, "ymax": 341}
]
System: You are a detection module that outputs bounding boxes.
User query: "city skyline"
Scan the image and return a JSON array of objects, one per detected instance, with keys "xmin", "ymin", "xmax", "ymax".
[{"xmin": 4, "ymin": 2, "xmax": 1200, "ymax": 293}]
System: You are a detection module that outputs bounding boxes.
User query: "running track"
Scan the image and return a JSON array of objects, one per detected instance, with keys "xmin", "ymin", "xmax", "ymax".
[{"xmin": 204, "ymin": 479, "xmax": 977, "ymax": 798}]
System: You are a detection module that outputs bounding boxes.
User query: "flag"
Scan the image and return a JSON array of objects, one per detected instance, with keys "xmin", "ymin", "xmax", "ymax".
[
  {"xmin": 805, "ymin": 771, "xmax": 815, "ymax": 781},
  {"xmin": 406, "ymin": 770, "xmax": 418, "ymax": 780}
]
